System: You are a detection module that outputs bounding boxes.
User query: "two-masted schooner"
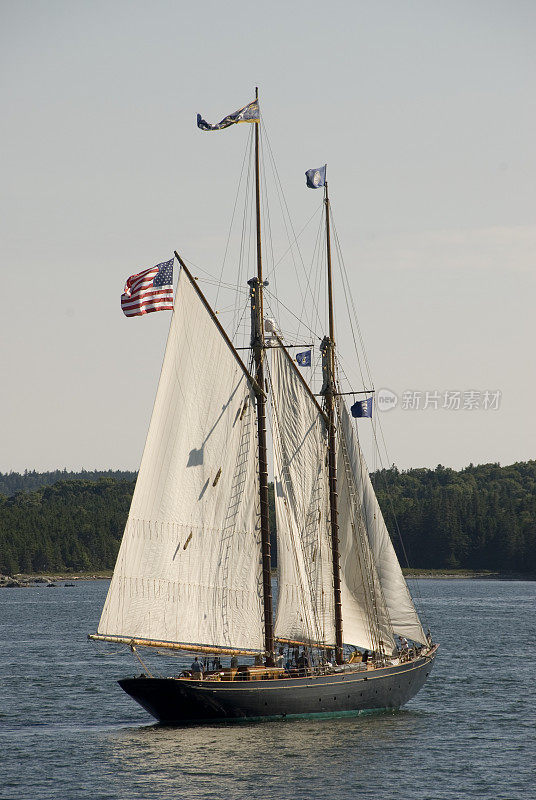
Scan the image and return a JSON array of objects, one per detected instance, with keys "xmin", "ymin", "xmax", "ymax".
[{"xmin": 90, "ymin": 93, "xmax": 437, "ymax": 723}]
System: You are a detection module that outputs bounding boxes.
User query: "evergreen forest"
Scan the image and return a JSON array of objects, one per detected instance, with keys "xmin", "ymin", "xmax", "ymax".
[{"xmin": 0, "ymin": 462, "xmax": 534, "ymax": 576}]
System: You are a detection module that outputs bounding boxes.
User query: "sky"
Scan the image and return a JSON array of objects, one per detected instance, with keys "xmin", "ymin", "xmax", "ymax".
[{"xmin": 1, "ymin": 0, "xmax": 534, "ymax": 474}]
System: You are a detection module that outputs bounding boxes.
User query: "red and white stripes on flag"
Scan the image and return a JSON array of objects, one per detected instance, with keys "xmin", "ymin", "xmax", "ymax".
[{"xmin": 121, "ymin": 258, "xmax": 174, "ymax": 317}]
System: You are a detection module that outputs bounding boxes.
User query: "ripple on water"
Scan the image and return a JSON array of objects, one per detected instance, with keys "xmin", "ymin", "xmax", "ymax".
[{"xmin": 0, "ymin": 579, "xmax": 534, "ymax": 800}]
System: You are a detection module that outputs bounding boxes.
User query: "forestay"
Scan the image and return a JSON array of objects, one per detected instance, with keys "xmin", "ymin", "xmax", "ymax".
[
  {"xmin": 337, "ymin": 400, "xmax": 427, "ymax": 645},
  {"xmin": 270, "ymin": 345, "xmax": 335, "ymax": 646},
  {"xmin": 98, "ymin": 267, "xmax": 265, "ymax": 652}
]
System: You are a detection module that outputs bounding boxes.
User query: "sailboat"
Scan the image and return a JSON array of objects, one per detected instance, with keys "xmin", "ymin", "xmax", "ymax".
[{"xmin": 89, "ymin": 93, "xmax": 437, "ymax": 723}]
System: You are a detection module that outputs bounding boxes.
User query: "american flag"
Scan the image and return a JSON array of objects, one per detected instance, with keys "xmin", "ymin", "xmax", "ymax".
[{"xmin": 121, "ymin": 258, "xmax": 174, "ymax": 317}]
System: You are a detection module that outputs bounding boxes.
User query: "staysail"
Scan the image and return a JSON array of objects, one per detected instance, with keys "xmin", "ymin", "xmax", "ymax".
[
  {"xmin": 270, "ymin": 345, "xmax": 335, "ymax": 647},
  {"xmin": 337, "ymin": 399, "xmax": 427, "ymax": 645},
  {"xmin": 97, "ymin": 267, "xmax": 265, "ymax": 652},
  {"xmin": 336, "ymin": 405, "xmax": 394, "ymax": 654}
]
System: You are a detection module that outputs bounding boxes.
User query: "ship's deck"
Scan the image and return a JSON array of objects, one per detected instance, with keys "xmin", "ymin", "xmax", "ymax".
[{"xmin": 176, "ymin": 649, "xmax": 431, "ymax": 683}]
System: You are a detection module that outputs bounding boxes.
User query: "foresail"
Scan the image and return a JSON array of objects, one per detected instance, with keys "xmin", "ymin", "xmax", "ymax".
[
  {"xmin": 338, "ymin": 401, "xmax": 427, "ymax": 645},
  {"xmin": 270, "ymin": 346, "xmax": 335, "ymax": 647},
  {"xmin": 98, "ymin": 267, "xmax": 264, "ymax": 652}
]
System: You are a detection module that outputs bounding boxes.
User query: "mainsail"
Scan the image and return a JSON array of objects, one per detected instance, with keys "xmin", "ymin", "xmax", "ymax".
[{"xmin": 98, "ymin": 267, "xmax": 265, "ymax": 652}]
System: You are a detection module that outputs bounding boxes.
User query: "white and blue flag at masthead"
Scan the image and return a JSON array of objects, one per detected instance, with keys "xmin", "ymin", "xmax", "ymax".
[{"xmin": 305, "ymin": 165, "xmax": 327, "ymax": 189}]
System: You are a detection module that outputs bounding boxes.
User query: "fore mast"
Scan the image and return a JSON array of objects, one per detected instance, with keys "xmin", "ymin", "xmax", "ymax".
[{"xmin": 248, "ymin": 88, "xmax": 275, "ymax": 666}]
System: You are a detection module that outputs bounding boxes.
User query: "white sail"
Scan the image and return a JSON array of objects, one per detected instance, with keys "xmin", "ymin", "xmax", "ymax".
[
  {"xmin": 270, "ymin": 345, "xmax": 335, "ymax": 646},
  {"xmin": 336, "ymin": 402, "xmax": 395, "ymax": 654},
  {"xmin": 338, "ymin": 400, "xmax": 427, "ymax": 645},
  {"xmin": 98, "ymin": 267, "xmax": 264, "ymax": 652}
]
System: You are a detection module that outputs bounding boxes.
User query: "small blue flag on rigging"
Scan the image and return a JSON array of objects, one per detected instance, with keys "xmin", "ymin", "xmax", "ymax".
[
  {"xmin": 305, "ymin": 165, "xmax": 327, "ymax": 189},
  {"xmin": 197, "ymin": 99, "xmax": 260, "ymax": 131},
  {"xmin": 296, "ymin": 350, "xmax": 312, "ymax": 367},
  {"xmin": 351, "ymin": 397, "xmax": 373, "ymax": 418}
]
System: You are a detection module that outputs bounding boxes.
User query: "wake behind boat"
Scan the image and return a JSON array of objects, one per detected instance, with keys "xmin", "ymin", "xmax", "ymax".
[{"xmin": 89, "ymin": 90, "xmax": 437, "ymax": 723}]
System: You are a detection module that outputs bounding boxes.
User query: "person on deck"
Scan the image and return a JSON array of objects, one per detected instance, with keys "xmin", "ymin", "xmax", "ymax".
[
  {"xmin": 191, "ymin": 657, "xmax": 203, "ymax": 678},
  {"xmin": 398, "ymin": 637, "xmax": 409, "ymax": 660}
]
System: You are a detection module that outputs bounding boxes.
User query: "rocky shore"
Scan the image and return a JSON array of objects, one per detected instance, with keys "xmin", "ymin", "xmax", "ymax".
[{"xmin": 0, "ymin": 572, "xmax": 111, "ymax": 587}]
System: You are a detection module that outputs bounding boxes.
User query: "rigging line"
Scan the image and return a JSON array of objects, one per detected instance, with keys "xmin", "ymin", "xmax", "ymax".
[
  {"xmin": 258, "ymin": 118, "xmax": 325, "ymax": 353},
  {"xmin": 260, "ymin": 122, "xmax": 277, "ymax": 276},
  {"xmin": 216, "ymin": 123, "xmax": 254, "ymax": 310},
  {"xmin": 300, "ymin": 206, "xmax": 327, "ymax": 346},
  {"xmin": 261, "ymin": 118, "xmax": 311, "ymax": 281},
  {"xmin": 261, "ymin": 118, "xmax": 321, "ymax": 343},
  {"xmin": 259, "ymin": 123, "xmax": 280, "ymax": 325},
  {"xmin": 339, "ymin": 267, "xmax": 368, "ymax": 391},
  {"xmin": 232, "ymin": 297, "xmax": 250, "ymax": 342},
  {"xmin": 213, "ymin": 301, "xmax": 248, "ymax": 315},
  {"xmin": 185, "ymin": 273, "xmax": 249, "ymax": 294},
  {"xmin": 235, "ymin": 128, "xmax": 255, "ymax": 343},
  {"xmin": 260, "ymin": 117, "xmax": 298, "ymax": 334},
  {"xmin": 264, "ymin": 287, "xmax": 322, "ymax": 342},
  {"xmin": 178, "ymin": 256, "xmax": 250, "ymax": 301},
  {"xmin": 264, "ymin": 206, "xmax": 323, "ymax": 280},
  {"xmin": 327, "ymin": 205, "xmax": 369, "ymax": 391},
  {"xmin": 312, "ymin": 210, "xmax": 327, "ymax": 336},
  {"xmin": 331, "ymin": 211, "xmax": 375, "ymax": 388}
]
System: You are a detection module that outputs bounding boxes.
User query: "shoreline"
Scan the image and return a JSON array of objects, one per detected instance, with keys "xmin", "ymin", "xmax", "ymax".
[
  {"xmin": 2, "ymin": 568, "xmax": 534, "ymax": 585},
  {"xmin": 403, "ymin": 569, "xmax": 535, "ymax": 580},
  {"xmin": 1, "ymin": 571, "xmax": 112, "ymax": 587}
]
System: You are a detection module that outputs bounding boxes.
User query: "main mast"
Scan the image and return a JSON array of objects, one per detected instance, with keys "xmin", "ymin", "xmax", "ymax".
[
  {"xmin": 248, "ymin": 88, "xmax": 275, "ymax": 666},
  {"xmin": 321, "ymin": 178, "xmax": 344, "ymax": 665}
]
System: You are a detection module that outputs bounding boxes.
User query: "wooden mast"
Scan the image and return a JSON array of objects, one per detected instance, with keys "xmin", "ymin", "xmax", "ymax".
[
  {"xmin": 249, "ymin": 87, "xmax": 275, "ymax": 666},
  {"xmin": 322, "ymin": 177, "xmax": 344, "ymax": 665}
]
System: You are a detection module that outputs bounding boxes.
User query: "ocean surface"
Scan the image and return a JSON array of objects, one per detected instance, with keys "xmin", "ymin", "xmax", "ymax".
[{"xmin": 1, "ymin": 579, "xmax": 534, "ymax": 800}]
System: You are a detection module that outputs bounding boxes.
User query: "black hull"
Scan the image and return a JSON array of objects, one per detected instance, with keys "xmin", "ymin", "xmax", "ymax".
[{"xmin": 119, "ymin": 648, "xmax": 437, "ymax": 724}]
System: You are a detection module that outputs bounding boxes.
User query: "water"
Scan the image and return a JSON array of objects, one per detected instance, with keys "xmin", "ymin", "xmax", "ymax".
[{"xmin": 1, "ymin": 579, "xmax": 534, "ymax": 799}]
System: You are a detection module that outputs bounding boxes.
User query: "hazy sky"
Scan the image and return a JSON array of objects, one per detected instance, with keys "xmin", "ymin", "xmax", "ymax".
[{"xmin": 1, "ymin": 0, "xmax": 534, "ymax": 473}]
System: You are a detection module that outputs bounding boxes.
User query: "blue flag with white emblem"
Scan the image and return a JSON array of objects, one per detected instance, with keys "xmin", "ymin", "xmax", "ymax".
[
  {"xmin": 197, "ymin": 99, "xmax": 260, "ymax": 131},
  {"xmin": 296, "ymin": 350, "xmax": 312, "ymax": 367},
  {"xmin": 305, "ymin": 165, "xmax": 327, "ymax": 189},
  {"xmin": 351, "ymin": 397, "xmax": 373, "ymax": 418}
]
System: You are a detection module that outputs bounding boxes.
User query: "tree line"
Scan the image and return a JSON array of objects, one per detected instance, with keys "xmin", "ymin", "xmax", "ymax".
[
  {"xmin": 372, "ymin": 461, "xmax": 536, "ymax": 574},
  {"xmin": 0, "ymin": 462, "xmax": 534, "ymax": 576}
]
